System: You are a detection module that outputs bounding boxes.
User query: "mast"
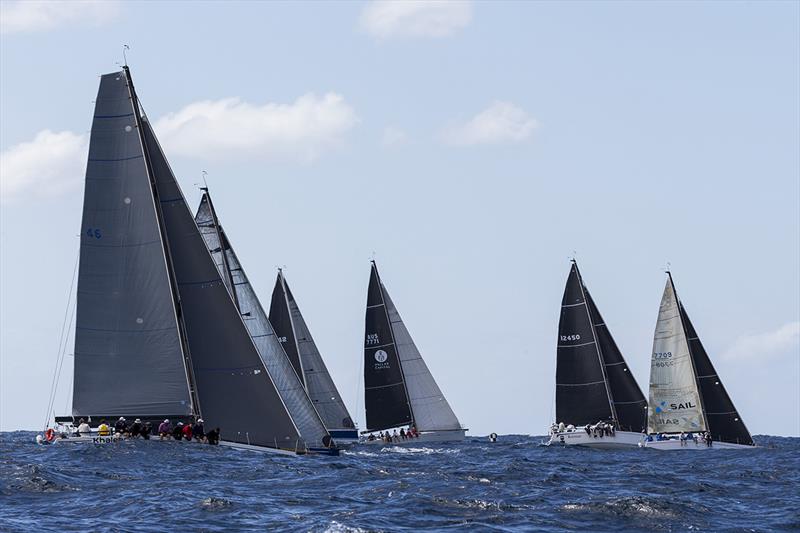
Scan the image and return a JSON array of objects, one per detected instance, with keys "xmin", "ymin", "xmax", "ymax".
[
  {"xmin": 573, "ymin": 261, "xmax": 618, "ymax": 425},
  {"xmin": 667, "ymin": 271, "xmax": 708, "ymax": 431},
  {"xmin": 278, "ymin": 269, "xmax": 308, "ymax": 390},
  {"xmin": 123, "ymin": 65, "xmax": 201, "ymax": 418},
  {"xmin": 201, "ymin": 188, "xmax": 240, "ymax": 311}
]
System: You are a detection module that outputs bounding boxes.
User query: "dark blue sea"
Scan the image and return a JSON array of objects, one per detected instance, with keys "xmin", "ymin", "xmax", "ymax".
[{"xmin": 1, "ymin": 432, "xmax": 797, "ymax": 532}]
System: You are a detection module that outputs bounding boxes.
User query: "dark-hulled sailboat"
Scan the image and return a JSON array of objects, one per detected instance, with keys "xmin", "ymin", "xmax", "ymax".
[
  {"xmin": 362, "ymin": 261, "xmax": 465, "ymax": 445},
  {"xmin": 642, "ymin": 272, "xmax": 754, "ymax": 450},
  {"xmin": 547, "ymin": 260, "xmax": 648, "ymax": 448},
  {"xmin": 48, "ymin": 67, "xmax": 334, "ymax": 454},
  {"xmin": 269, "ymin": 270, "xmax": 358, "ymax": 442},
  {"xmin": 194, "ymin": 190, "xmax": 335, "ymax": 451}
]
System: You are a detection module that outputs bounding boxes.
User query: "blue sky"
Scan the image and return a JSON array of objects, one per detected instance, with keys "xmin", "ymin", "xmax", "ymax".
[{"xmin": 1, "ymin": 1, "xmax": 798, "ymax": 436}]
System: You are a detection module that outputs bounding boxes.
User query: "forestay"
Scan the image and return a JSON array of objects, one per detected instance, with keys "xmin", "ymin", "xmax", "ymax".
[
  {"xmin": 270, "ymin": 272, "xmax": 355, "ymax": 432},
  {"xmin": 647, "ymin": 277, "xmax": 707, "ymax": 434},
  {"xmin": 73, "ymin": 72, "xmax": 192, "ymax": 418},
  {"xmin": 194, "ymin": 193, "xmax": 330, "ymax": 448}
]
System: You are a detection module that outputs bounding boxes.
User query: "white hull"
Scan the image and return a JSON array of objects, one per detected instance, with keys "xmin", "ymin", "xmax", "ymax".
[
  {"xmin": 220, "ymin": 440, "xmax": 300, "ymax": 456},
  {"xmin": 640, "ymin": 438, "xmax": 755, "ymax": 450},
  {"xmin": 50, "ymin": 434, "xmax": 124, "ymax": 445},
  {"xmin": 360, "ymin": 428, "xmax": 466, "ymax": 446},
  {"xmin": 546, "ymin": 430, "xmax": 643, "ymax": 449}
]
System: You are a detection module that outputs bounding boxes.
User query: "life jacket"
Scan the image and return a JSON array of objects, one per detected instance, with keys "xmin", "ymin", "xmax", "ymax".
[{"xmin": 98, "ymin": 424, "xmax": 110, "ymax": 436}]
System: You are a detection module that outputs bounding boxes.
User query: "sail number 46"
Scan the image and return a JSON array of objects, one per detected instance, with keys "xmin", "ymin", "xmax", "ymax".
[
  {"xmin": 560, "ymin": 334, "xmax": 581, "ymax": 341},
  {"xmin": 86, "ymin": 228, "xmax": 101, "ymax": 239}
]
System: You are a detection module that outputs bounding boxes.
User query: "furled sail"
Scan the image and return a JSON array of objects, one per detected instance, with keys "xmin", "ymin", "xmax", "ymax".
[
  {"xmin": 584, "ymin": 291, "xmax": 647, "ymax": 432},
  {"xmin": 270, "ymin": 271, "xmax": 355, "ymax": 432},
  {"xmin": 647, "ymin": 275, "xmax": 707, "ymax": 434},
  {"xmin": 363, "ymin": 262, "xmax": 413, "ymax": 431},
  {"xmin": 679, "ymin": 293, "xmax": 753, "ymax": 445},
  {"xmin": 194, "ymin": 193, "xmax": 330, "ymax": 448},
  {"xmin": 555, "ymin": 262, "xmax": 615, "ymax": 426},
  {"xmin": 73, "ymin": 71, "xmax": 192, "ymax": 418}
]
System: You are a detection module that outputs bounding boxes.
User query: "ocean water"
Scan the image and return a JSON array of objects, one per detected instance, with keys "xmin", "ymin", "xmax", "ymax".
[{"xmin": 0, "ymin": 432, "xmax": 797, "ymax": 532}]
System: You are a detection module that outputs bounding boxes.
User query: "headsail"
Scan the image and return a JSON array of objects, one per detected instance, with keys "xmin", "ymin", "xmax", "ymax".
[
  {"xmin": 194, "ymin": 192, "xmax": 331, "ymax": 448},
  {"xmin": 73, "ymin": 71, "xmax": 192, "ymax": 418},
  {"xmin": 382, "ymin": 288, "xmax": 462, "ymax": 432},
  {"xmin": 555, "ymin": 262, "xmax": 615, "ymax": 426},
  {"xmin": 125, "ymin": 68, "xmax": 304, "ymax": 451},
  {"xmin": 270, "ymin": 272, "xmax": 356, "ymax": 432},
  {"xmin": 584, "ymin": 291, "xmax": 647, "ymax": 432},
  {"xmin": 647, "ymin": 275, "xmax": 707, "ymax": 435},
  {"xmin": 678, "ymin": 289, "xmax": 753, "ymax": 445},
  {"xmin": 363, "ymin": 262, "xmax": 413, "ymax": 431}
]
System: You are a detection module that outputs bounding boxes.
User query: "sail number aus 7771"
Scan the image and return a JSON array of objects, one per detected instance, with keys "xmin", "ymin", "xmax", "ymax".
[{"xmin": 560, "ymin": 334, "xmax": 581, "ymax": 341}]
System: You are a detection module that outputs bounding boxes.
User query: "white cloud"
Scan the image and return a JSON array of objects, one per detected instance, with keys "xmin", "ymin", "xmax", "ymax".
[
  {"xmin": 0, "ymin": 0, "xmax": 120, "ymax": 34},
  {"xmin": 153, "ymin": 94, "xmax": 358, "ymax": 162},
  {"xmin": 442, "ymin": 101, "xmax": 538, "ymax": 146},
  {"xmin": 360, "ymin": 0, "xmax": 472, "ymax": 39},
  {"xmin": 723, "ymin": 321, "xmax": 800, "ymax": 361},
  {"xmin": 0, "ymin": 130, "xmax": 87, "ymax": 203},
  {"xmin": 382, "ymin": 126, "xmax": 408, "ymax": 147}
]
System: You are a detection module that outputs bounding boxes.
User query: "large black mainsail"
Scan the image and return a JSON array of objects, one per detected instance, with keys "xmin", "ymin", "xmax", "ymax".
[
  {"xmin": 363, "ymin": 261, "xmax": 462, "ymax": 434},
  {"xmin": 674, "ymin": 277, "xmax": 753, "ymax": 445},
  {"xmin": 194, "ymin": 192, "xmax": 331, "ymax": 449},
  {"xmin": 71, "ymin": 67, "xmax": 308, "ymax": 452},
  {"xmin": 269, "ymin": 271, "xmax": 356, "ymax": 434},
  {"xmin": 72, "ymin": 71, "xmax": 193, "ymax": 419},
  {"xmin": 555, "ymin": 261, "xmax": 646, "ymax": 431},
  {"xmin": 364, "ymin": 262, "xmax": 413, "ymax": 431}
]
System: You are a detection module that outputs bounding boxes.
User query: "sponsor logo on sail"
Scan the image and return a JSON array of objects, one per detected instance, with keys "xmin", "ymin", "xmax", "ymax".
[{"xmin": 373, "ymin": 349, "xmax": 390, "ymax": 370}]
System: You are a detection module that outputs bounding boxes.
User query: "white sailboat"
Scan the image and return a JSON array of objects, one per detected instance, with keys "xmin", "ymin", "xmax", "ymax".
[
  {"xmin": 360, "ymin": 261, "xmax": 466, "ymax": 445},
  {"xmin": 641, "ymin": 272, "xmax": 755, "ymax": 450}
]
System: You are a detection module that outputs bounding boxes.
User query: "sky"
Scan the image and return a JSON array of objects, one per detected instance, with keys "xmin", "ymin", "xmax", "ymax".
[{"xmin": 1, "ymin": 0, "xmax": 798, "ymax": 437}]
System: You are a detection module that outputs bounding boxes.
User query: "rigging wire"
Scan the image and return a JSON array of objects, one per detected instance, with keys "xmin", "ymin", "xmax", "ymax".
[{"xmin": 43, "ymin": 249, "xmax": 80, "ymax": 431}]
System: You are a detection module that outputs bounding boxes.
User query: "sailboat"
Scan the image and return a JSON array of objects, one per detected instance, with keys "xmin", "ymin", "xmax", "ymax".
[
  {"xmin": 47, "ymin": 66, "xmax": 335, "ymax": 455},
  {"xmin": 194, "ymin": 190, "xmax": 335, "ymax": 452},
  {"xmin": 361, "ymin": 261, "xmax": 466, "ymax": 445},
  {"xmin": 546, "ymin": 260, "xmax": 648, "ymax": 448},
  {"xmin": 269, "ymin": 270, "xmax": 358, "ymax": 443},
  {"xmin": 641, "ymin": 272, "xmax": 755, "ymax": 450}
]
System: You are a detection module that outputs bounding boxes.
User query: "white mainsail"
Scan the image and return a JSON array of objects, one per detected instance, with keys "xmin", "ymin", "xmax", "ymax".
[
  {"xmin": 647, "ymin": 277, "xmax": 707, "ymax": 434},
  {"xmin": 382, "ymin": 289, "xmax": 462, "ymax": 432}
]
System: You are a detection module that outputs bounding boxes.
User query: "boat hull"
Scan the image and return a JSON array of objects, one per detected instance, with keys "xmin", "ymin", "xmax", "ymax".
[
  {"xmin": 329, "ymin": 429, "xmax": 359, "ymax": 446},
  {"xmin": 49, "ymin": 434, "xmax": 123, "ymax": 445},
  {"xmin": 640, "ymin": 439, "xmax": 755, "ymax": 450},
  {"xmin": 360, "ymin": 428, "xmax": 466, "ymax": 446},
  {"xmin": 546, "ymin": 430, "xmax": 643, "ymax": 449}
]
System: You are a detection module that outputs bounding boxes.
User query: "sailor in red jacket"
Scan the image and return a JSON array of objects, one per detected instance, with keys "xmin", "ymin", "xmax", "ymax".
[{"xmin": 182, "ymin": 422, "xmax": 193, "ymax": 441}]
